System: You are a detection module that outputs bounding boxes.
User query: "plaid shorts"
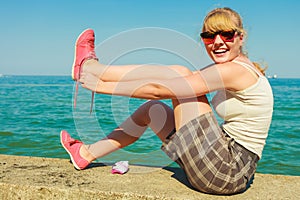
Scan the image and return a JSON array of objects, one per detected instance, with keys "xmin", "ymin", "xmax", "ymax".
[{"xmin": 161, "ymin": 112, "xmax": 259, "ymax": 195}]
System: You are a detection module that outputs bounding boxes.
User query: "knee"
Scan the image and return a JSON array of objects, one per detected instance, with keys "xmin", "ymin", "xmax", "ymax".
[
  {"xmin": 140, "ymin": 101, "xmax": 164, "ymax": 114},
  {"xmin": 133, "ymin": 100, "xmax": 164, "ymax": 124},
  {"xmin": 143, "ymin": 100, "xmax": 163, "ymax": 107},
  {"xmin": 141, "ymin": 100, "xmax": 170, "ymax": 116}
]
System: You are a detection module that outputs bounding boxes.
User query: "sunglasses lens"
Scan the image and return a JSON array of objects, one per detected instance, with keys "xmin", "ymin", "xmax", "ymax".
[
  {"xmin": 220, "ymin": 30, "xmax": 236, "ymax": 41},
  {"xmin": 200, "ymin": 30, "xmax": 236, "ymax": 44},
  {"xmin": 200, "ymin": 32, "xmax": 216, "ymax": 44}
]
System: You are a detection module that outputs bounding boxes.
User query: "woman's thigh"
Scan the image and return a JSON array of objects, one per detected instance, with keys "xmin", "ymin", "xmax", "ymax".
[{"xmin": 172, "ymin": 95, "xmax": 212, "ymax": 130}]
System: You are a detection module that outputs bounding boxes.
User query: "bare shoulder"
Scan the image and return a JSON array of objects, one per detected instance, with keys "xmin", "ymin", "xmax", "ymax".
[{"xmin": 213, "ymin": 61, "xmax": 259, "ymax": 91}]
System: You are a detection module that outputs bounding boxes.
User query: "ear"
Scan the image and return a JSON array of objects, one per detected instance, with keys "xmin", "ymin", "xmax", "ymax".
[
  {"xmin": 239, "ymin": 33, "xmax": 244, "ymax": 45},
  {"xmin": 239, "ymin": 32, "xmax": 244, "ymax": 40}
]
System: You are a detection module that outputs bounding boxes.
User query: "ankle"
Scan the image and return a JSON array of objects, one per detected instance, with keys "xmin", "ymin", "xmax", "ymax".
[
  {"xmin": 82, "ymin": 59, "xmax": 105, "ymax": 77},
  {"xmin": 80, "ymin": 145, "xmax": 96, "ymax": 162},
  {"xmin": 82, "ymin": 59, "xmax": 96, "ymax": 73}
]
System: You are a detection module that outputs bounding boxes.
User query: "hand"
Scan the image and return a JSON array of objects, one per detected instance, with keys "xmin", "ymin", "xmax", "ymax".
[{"xmin": 80, "ymin": 72, "xmax": 103, "ymax": 92}]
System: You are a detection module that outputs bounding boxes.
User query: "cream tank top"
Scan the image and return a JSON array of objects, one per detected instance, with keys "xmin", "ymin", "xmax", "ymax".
[{"xmin": 211, "ymin": 61, "xmax": 274, "ymax": 158}]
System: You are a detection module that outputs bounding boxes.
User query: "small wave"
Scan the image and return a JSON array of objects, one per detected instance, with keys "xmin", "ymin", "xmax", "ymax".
[{"xmin": 0, "ymin": 131, "xmax": 13, "ymax": 136}]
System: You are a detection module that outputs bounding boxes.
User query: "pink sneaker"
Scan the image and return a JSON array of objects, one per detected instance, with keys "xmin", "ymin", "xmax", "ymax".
[
  {"xmin": 71, "ymin": 29, "xmax": 98, "ymax": 113},
  {"xmin": 60, "ymin": 130, "xmax": 90, "ymax": 170},
  {"xmin": 72, "ymin": 28, "xmax": 98, "ymax": 81}
]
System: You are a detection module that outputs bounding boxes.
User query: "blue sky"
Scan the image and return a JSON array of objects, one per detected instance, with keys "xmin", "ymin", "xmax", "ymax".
[{"xmin": 0, "ymin": 0, "xmax": 299, "ymax": 78}]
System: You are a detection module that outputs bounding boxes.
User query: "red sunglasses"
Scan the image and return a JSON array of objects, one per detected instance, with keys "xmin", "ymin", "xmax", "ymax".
[{"xmin": 200, "ymin": 30, "xmax": 239, "ymax": 45}]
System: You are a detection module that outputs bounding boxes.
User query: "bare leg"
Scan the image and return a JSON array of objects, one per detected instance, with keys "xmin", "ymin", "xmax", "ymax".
[
  {"xmin": 79, "ymin": 64, "xmax": 212, "ymax": 162},
  {"xmin": 81, "ymin": 95, "xmax": 212, "ymax": 162},
  {"xmin": 83, "ymin": 59, "xmax": 192, "ymax": 82},
  {"xmin": 172, "ymin": 96, "xmax": 212, "ymax": 130},
  {"xmin": 80, "ymin": 100, "xmax": 175, "ymax": 162}
]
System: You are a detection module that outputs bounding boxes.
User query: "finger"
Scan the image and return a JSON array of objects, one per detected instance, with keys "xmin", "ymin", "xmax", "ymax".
[
  {"xmin": 81, "ymin": 83, "xmax": 87, "ymax": 89},
  {"xmin": 79, "ymin": 73, "xmax": 85, "ymax": 83}
]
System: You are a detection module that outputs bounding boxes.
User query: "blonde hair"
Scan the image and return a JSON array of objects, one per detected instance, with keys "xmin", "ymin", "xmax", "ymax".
[
  {"xmin": 202, "ymin": 7, "xmax": 267, "ymax": 75},
  {"xmin": 202, "ymin": 7, "xmax": 244, "ymax": 34}
]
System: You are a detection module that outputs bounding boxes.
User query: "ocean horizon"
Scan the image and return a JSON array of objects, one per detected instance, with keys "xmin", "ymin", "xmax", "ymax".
[{"xmin": 0, "ymin": 75, "xmax": 299, "ymax": 176}]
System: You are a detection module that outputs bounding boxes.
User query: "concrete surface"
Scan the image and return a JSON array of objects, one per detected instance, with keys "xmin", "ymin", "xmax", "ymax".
[{"xmin": 0, "ymin": 154, "xmax": 299, "ymax": 200}]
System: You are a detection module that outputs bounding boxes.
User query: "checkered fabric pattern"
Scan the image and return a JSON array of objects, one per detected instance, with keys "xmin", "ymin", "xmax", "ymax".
[{"xmin": 161, "ymin": 112, "xmax": 258, "ymax": 194}]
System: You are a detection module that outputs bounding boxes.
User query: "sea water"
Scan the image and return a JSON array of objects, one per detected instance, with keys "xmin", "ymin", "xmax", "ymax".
[{"xmin": 0, "ymin": 76, "xmax": 299, "ymax": 176}]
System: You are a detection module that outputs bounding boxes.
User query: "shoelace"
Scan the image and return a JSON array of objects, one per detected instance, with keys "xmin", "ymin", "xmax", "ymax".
[
  {"xmin": 74, "ymin": 82, "xmax": 94, "ymax": 114},
  {"xmin": 69, "ymin": 138, "xmax": 82, "ymax": 145}
]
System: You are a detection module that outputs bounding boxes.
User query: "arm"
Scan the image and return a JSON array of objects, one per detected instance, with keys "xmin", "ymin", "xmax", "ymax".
[
  {"xmin": 81, "ymin": 62, "xmax": 242, "ymax": 100},
  {"xmin": 85, "ymin": 60, "xmax": 194, "ymax": 82}
]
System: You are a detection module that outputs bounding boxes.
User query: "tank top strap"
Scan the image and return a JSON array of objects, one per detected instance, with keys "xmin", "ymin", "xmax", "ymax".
[{"xmin": 232, "ymin": 60, "xmax": 262, "ymax": 78}]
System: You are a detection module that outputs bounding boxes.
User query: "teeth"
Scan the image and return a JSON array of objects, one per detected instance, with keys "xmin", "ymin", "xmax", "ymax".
[{"xmin": 214, "ymin": 49, "xmax": 227, "ymax": 54}]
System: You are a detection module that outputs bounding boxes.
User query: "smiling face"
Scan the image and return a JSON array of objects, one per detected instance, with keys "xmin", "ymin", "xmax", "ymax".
[
  {"xmin": 204, "ymin": 31, "xmax": 244, "ymax": 63},
  {"xmin": 201, "ymin": 8, "xmax": 245, "ymax": 64}
]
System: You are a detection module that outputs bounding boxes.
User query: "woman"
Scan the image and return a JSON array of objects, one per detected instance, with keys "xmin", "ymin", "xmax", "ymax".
[{"xmin": 61, "ymin": 7, "xmax": 273, "ymax": 194}]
